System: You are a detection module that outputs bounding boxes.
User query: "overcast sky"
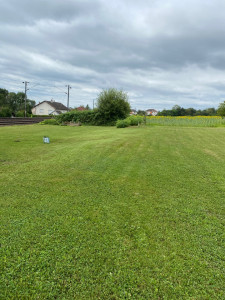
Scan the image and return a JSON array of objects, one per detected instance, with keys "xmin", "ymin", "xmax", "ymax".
[{"xmin": 0, "ymin": 0, "xmax": 225, "ymax": 110}]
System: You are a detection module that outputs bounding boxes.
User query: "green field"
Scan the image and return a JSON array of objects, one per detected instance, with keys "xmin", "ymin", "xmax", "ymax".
[
  {"xmin": 146, "ymin": 116, "xmax": 225, "ymax": 127},
  {"xmin": 0, "ymin": 125, "xmax": 225, "ymax": 299}
]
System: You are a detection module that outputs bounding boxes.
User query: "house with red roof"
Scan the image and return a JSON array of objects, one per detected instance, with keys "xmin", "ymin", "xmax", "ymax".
[{"xmin": 146, "ymin": 109, "xmax": 158, "ymax": 116}]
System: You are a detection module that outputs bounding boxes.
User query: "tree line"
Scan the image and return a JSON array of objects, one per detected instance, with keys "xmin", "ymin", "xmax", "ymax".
[
  {"xmin": 157, "ymin": 105, "xmax": 218, "ymax": 116},
  {"xmin": 134, "ymin": 103, "xmax": 225, "ymax": 117},
  {"xmin": 157, "ymin": 103, "xmax": 225, "ymax": 117},
  {"xmin": 0, "ymin": 88, "xmax": 35, "ymax": 117}
]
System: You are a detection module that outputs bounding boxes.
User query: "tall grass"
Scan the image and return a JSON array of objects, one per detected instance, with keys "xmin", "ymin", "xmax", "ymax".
[{"xmin": 146, "ymin": 116, "xmax": 225, "ymax": 127}]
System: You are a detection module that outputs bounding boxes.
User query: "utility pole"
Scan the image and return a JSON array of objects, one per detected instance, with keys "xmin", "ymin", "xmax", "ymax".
[
  {"xmin": 22, "ymin": 81, "xmax": 29, "ymax": 117},
  {"xmin": 93, "ymin": 99, "xmax": 95, "ymax": 110},
  {"xmin": 65, "ymin": 85, "xmax": 72, "ymax": 109}
]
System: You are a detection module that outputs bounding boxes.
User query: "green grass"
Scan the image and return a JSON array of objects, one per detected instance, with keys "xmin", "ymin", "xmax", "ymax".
[
  {"xmin": 146, "ymin": 116, "xmax": 225, "ymax": 127},
  {"xmin": 0, "ymin": 125, "xmax": 225, "ymax": 299}
]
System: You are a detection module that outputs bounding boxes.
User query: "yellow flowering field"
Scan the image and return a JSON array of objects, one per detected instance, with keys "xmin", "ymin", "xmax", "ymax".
[{"xmin": 146, "ymin": 116, "xmax": 225, "ymax": 127}]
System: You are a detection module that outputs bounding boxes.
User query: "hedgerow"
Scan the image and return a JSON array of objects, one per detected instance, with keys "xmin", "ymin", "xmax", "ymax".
[{"xmin": 56, "ymin": 110, "xmax": 99, "ymax": 125}]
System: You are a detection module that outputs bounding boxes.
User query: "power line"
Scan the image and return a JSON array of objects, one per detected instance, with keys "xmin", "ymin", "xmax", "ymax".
[
  {"xmin": 53, "ymin": 84, "xmax": 66, "ymax": 94},
  {"xmin": 29, "ymin": 83, "xmax": 40, "ymax": 89}
]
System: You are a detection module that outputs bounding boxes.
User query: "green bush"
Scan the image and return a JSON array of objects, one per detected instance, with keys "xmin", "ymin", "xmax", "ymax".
[
  {"xmin": 96, "ymin": 88, "xmax": 130, "ymax": 125},
  {"xmin": 116, "ymin": 119, "xmax": 131, "ymax": 128},
  {"xmin": 116, "ymin": 116, "xmax": 143, "ymax": 128},
  {"xmin": 15, "ymin": 111, "xmax": 31, "ymax": 117},
  {"xmin": 127, "ymin": 115, "xmax": 143, "ymax": 126},
  {"xmin": 15, "ymin": 111, "xmax": 24, "ymax": 117},
  {"xmin": 0, "ymin": 107, "xmax": 12, "ymax": 117},
  {"xmin": 39, "ymin": 119, "xmax": 59, "ymax": 125},
  {"xmin": 56, "ymin": 110, "xmax": 98, "ymax": 125}
]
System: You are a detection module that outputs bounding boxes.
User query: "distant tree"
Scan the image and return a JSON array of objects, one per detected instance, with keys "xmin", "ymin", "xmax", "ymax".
[
  {"xmin": 185, "ymin": 108, "xmax": 196, "ymax": 116},
  {"xmin": 86, "ymin": 104, "xmax": 91, "ymax": 110},
  {"xmin": 0, "ymin": 107, "xmax": 12, "ymax": 117},
  {"xmin": 7, "ymin": 92, "xmax": 18, "ymax": 112},
  {"xmin": 26, "ymin": 99, "xmax": 35, "ymax": 114},
  {"xmin": 0, "ymin": 88, "xmax": 35, "ymax": 116},
  {"xmin": 137, "ymin": 110, "xmax": 146, "ymax": 116},
  {"xmin": 217, "ymin": 101, "xmax": 225, "ymax": 117},
  {"xmin": 158, "ymin": 109, "xmax": 172, "ymax": 116},
  {"xmin": 16, "ymin": 92, "xmax": 25, "ymax": 108},
  {"xmin": 0, "ymin": 88, "xmax": 8, "ymax": 108},
  {"xmin": 206, "ymin": 108, "xmax": 217, "ymax": 116},
  {"xmin": 170, "ymin": 105, "xmax": 185, "ymax": 116},
  {"xmin": 96, "ymin": 88, "xmax": 130, "ymax": 125},
  {"xmin": 158, "ymin": 105, "xmax": 217, "ymax": 117},
  {"xmin": 199, "ymin": 107, "xmax": 217, "ymax": 116}
]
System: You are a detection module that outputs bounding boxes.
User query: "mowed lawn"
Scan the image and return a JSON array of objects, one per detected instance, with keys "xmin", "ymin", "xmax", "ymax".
[{"xmin": 0, "ymin": 125, "xmax": 224, "ymax": 299}]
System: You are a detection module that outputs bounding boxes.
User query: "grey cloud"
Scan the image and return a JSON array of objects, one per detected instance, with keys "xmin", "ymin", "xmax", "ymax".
[{"xmin": 0, "ymin": 0, "xmax": 100, "ymax": 25}]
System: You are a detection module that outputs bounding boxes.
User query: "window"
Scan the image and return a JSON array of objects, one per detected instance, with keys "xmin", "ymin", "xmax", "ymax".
[{"xmin": 39, "ymin": 109, "xmax": 44, "ymax": 114}]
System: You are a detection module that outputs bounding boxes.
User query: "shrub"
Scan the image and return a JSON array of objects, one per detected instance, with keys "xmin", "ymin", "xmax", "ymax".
[
  {"xmin": 56, "ymin": 110, "xmax": 98, "ymax": 125},
  {"xmin": 96, "ymin": 88, "xmax": 130, "ymax": 125},
  {"xmin": 14, "ymin": 111, "xmax": 31, "ymax": 117},
  {"xmin": 39, "ymin": 119, "xmax": 59, "ymax": 125},
  {"xmin": 116, "ymin": 119, "xmax": 131, "ymax": 128},
  {"xmin": 116, "ymin": 116, "xmax": 143, "ymax": 128},
  {"xmin": 0, "ymin": 108, "xmax": 12, "ymax": 117},
  {"xmin": 127, "ymin": 115, "xmax": 143, "ymax": 126},
  {"xmin": 15, "ymin": 111, "xmax": 25, "ymax": 117}
]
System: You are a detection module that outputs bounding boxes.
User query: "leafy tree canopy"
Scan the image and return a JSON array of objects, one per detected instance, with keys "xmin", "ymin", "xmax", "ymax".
[
  {"xmin": 217, "ymin": 101, "xmax": 225, "ymax": 117},
  {"xmin": 96, "ymin": 88, "xmax": 130, "ymax": 125},
  {"xmin": 0, "ymin": 88, "xmax": 35, "ymax": 117},
  {"xmin": 137, "ymin": 110, "xmax": 146, "ymax": 116}
]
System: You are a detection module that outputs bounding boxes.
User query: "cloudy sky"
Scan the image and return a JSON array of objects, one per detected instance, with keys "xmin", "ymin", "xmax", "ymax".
[{"xmin": 0, "ymin": 0, "xmax": 225, "ymax": 110}]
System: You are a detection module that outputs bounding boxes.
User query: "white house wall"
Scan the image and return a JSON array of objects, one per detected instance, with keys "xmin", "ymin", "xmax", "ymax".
[
  {"xmin": 32, "ymin": 102, "xmax": 67, "ymax": 115},
  {"xmin": 146, "ymin": 111, "xmax": 158, "ymax": 116}
]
